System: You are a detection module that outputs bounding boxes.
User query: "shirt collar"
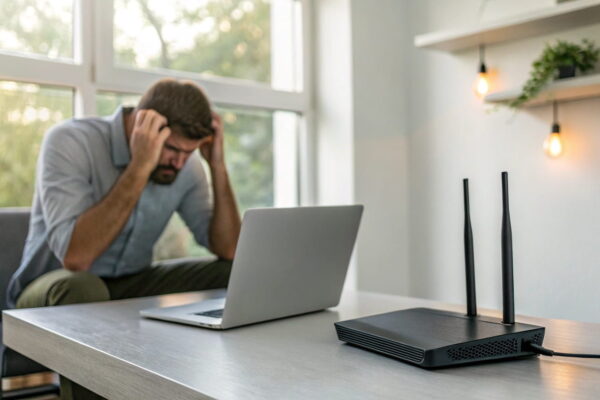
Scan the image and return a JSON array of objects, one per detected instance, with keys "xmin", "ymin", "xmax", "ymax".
[{"xmin": 109, "ymin": 106, "xmax": 132, "ymax": 168}]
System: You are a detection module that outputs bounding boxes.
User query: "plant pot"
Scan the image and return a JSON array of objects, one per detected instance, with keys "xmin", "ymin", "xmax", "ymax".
[{"xmin": 557, "ymin": 65, "xmax": 576, "ymax": 79}]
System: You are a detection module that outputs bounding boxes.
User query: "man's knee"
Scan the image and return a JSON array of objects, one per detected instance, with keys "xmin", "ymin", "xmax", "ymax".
[
  {"xmin": 216, "ymin": 259, "xmax": 233, "ymax": 287},
  {"xmin": 47, "ymin": 271, "xmax": 110, "ymax": 306},
  {"xmin": 194, "ymin": 258, "xmax": 232, "ymax": 290}
]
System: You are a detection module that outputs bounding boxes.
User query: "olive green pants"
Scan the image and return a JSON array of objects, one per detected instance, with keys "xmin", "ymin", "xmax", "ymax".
[{"xmin": 15, "ymin": 257, "xmax": 232, "ymax": 400}]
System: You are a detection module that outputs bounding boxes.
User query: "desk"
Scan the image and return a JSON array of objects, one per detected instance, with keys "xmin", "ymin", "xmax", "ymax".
[{"xmin": 3, "ymin": 290, "xmax": 600, "ymax": 399}]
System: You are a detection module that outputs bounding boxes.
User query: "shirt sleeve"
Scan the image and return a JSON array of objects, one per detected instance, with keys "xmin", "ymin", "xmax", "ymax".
[
  {"xmin": 177, "ymin": 155, "xmax": 213, "ymax": 249},
  {"xmin": 38, "ymin": 124, "xmax": 96, "ymax": 263}
]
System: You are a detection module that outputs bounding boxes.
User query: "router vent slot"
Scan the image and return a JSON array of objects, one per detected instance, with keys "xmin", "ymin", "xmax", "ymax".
[
  {"xmin": 447, "ymin": 338, "xmax": 518, "ymax": 361},
  {"xmin": 531, "ymin": 333, "xmax": 543, "ymax": 345},
  {"xmin": 336, "ymin": 326, "xmax": 425, "ymax": 363}
]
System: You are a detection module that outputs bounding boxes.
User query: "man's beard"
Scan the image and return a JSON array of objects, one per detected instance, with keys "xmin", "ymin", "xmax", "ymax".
[{"xmin": 149, "ymin": 165, "xmax": 180, "ymax": 185}]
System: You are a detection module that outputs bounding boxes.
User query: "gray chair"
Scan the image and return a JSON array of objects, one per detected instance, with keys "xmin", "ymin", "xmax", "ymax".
[{"xmin": 0, "ymin": 208, "xmax": 59, "ymax": 398}]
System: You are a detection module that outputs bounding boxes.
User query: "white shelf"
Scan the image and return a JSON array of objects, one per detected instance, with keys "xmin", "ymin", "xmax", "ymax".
[
  {"xmin": 414, "ymin": 0, "xmax": 600, "ymax": 52},
  {"xmin": 484, "ymin": 73, "xmax": 600, "ymax": 106}
]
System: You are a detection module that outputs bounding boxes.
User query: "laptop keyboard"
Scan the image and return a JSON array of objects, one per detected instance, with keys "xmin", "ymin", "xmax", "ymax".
[{"xmin": 194, "ymin": 309, "xmax": 224, "ymax": 318}]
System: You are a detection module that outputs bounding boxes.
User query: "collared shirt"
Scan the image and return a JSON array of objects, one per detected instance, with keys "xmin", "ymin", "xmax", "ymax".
[{"xmin": 7, "ymin": 107, "xmax": 213, "ymax": 308}]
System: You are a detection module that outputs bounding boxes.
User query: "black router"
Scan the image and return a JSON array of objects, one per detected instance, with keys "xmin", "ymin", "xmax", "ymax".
[{"xmin": 335, "ymin": 172, "xmax": 546, "ymax": 368}]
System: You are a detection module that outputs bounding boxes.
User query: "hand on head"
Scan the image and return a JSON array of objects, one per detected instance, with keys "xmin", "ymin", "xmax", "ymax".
[
  {"xmin": 199, "ymin": 111, "xmax": 225, "ymax": 167},
  {"xmin": 129, "ymin": 109, "xmax": 171, "ymax": 176}
]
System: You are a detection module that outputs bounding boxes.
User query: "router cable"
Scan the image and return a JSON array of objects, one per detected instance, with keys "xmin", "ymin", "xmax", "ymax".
[{"xmin": 526, "ymin": 342, "xmax": 600, "ymax": 359}]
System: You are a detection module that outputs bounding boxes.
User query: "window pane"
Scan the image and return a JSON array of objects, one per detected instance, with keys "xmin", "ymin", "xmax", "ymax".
[
  {"xmin": 113, "ymin": 0, "xmax": 301, "ymax": 90},
  {"xmin": 0, "ymin": 81, "xmax": 73, "ymax": 207},
  {"xmin": 97, "ymin": 91, "xmax": 141, "ymax": 116},
  {"xmin": 221, "ymin": 106, "xmax": 276, "ymax": 211},
  {"xmin": 0, "ymin": 0, "xmax": 73, "ymax": 60}
]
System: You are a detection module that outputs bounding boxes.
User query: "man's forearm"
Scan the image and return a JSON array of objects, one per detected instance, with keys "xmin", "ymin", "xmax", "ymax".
[
  {"xmin": 63, "ymin": 166, "xmax": 148, "ymax": 271},
  {"xmin": 208, "ymin": 163, "xmax": 241, "ymax": 260}
]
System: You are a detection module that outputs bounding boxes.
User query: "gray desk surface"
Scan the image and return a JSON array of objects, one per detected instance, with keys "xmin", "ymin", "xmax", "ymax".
[{"xmin": 3, "ymin": 290, "xmax": 600, "ymax": 399}]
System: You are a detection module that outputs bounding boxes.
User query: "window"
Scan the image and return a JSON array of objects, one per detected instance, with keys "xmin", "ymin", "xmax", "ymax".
[
  {"xmin": 0, "ymin": 0, "xmax": 312, "ymax": 258},
  {"xmin": 0, "ymin": 0, "xmax": 74, "ymax": 60},
  {"xmin": 96, "ymin": 91, "xmax": 140, "ymax": 116},
  {"xmin": 0, "ymin": 81, "xmax": 73, "ymax": 207},
  {"xmin": 112, "ymin": 0, "xmax": 302, "ymax": 91},
  {"xmin": 217, "ymin": 107, "xmax": 299, "ymax": 211}
]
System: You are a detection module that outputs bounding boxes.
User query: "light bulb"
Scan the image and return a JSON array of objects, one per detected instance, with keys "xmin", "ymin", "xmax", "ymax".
[
  {"xmin": 474, "ymin": 72, "xmax": 490, "ymax": 98},
  {"xmin": 544, "ymin": 132, "xmax": 563, "ymax": 158},
  {"xmin": 474, "ymin": 57, "xmax": 490, "ymax": 99}
]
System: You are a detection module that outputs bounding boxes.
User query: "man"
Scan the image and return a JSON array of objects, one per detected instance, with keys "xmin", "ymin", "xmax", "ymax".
[
  {"xmin": 7, "ymin": 79, "xmax": 240, "ymax": 320},
  {"xmin": 7, "ymin": 78, "xmax": 241, "ymax": 398}
]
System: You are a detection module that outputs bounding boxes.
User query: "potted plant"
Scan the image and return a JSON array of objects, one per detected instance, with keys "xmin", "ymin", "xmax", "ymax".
[{"xmin": 509, "ymin": 39, "xmax": 600, "ymax": 108}]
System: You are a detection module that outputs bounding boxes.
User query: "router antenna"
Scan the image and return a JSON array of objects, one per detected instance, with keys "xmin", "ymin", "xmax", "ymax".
[
  {"xmin": 463, "ymin": 179, "xmax": 477, "ymax": 317},
  {"xmin": 501, "ymin": 172, "xmax": 515, "ymax": 324}
]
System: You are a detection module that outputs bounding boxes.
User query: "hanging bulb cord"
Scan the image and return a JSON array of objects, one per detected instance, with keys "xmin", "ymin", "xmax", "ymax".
[
  {"xmin": 525, "ymin": 342, "xmax": 600, "ymax": 359},
  {"xmin": 478, "ymin": 44, "xmax": 487, "ymax": 74}
]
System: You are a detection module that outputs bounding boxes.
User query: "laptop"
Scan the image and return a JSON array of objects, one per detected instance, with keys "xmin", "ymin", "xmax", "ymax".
[{"xmin": 140, "ymin": 205, "xmax": 363, "ymax": 329}]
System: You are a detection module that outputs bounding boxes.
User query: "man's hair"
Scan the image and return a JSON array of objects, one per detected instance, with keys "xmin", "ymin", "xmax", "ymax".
[{"xmin": 136, "ymin": 78, "xmax": 214, "ymax": 139}]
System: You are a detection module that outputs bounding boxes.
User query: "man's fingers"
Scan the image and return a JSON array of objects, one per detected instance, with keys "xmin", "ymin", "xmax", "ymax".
[
  {"xmin": 210, "ymin": 112, "xmax": 222, "ymax": 132},
  {"xmin": 150, "ymin": 113, "xmax": 167, "ymax": 136},
  {"xmin": 139, "ymin": 110, "xmax": 155, "ymax": 132},
  {"xmin": 157, "ymin": 126, "xmax": 171, "ymax": 144},
  {"xmin": 140, "ymin": 109, "xmax": 159, "ymax": 132},
  {"xmin": 134, "ymin": 110, "xmax": 147, "ymax": 128},
  {"xmin": 134, "ymin": 109, "xmax": 169, "ymax": 137}
]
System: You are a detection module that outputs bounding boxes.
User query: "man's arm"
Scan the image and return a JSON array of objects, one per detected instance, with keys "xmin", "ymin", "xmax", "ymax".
[
  {"xmin": 200, "ymin": 112, "xmax": 241, "ymax": 260},
  {"xmin": 208, "ymin": 163, "xmax": 240, "ymax": 260},
  {"xmin": 63, "ymin": 110, "xmax": 171, "ymax": 271}
]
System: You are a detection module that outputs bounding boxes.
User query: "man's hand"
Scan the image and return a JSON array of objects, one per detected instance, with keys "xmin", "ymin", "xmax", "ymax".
[
  {"xmin": 199, "ymin": 111, "xmax": 225, "ymax": 167},
  {"xmin": 129, "ymin": 109, "xmax": 171, "ymax": 176}
]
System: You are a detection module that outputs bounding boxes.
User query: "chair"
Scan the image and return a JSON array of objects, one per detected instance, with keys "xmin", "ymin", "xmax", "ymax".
[{"xmin": 0, "ymin": 208, "xmax": 59, "ymax": 398}]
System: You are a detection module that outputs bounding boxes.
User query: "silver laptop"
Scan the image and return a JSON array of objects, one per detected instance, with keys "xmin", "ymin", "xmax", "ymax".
[{"xmin": 140, "ymin": 205, "xmax": 363, "ymax": 329}]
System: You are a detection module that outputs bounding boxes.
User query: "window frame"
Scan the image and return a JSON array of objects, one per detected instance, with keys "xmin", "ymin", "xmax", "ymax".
[{"xmin": 0, "ymin": 0, "xmax": 316, "ymax": 206}]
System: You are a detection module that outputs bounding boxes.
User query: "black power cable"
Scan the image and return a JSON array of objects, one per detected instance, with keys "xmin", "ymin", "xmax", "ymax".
[{"xmin": 526, "ymin": 342, "xmax": 600, "ymax": 359}]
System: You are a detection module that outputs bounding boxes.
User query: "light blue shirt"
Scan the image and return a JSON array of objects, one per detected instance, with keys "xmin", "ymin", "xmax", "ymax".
[{"xmin": 7, "ymin": 107, "xmax": 213, "ymax": 307}]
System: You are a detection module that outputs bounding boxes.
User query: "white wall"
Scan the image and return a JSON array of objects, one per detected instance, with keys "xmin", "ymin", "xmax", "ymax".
[
  {"xmin": 338, "ymin": 0, "xmax": 600, "ymax": 323},
  {"xmin": 350, "ymin": 0, "xmax": 411, "ymax": 295},
  {"xmin": 314, "ymin": 0, "xmax": 357, "ymax": 288}
]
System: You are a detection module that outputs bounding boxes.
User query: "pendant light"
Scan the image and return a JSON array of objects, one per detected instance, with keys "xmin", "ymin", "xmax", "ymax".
[
  {"xmin": 474, "ymin": 44, "xmax": 490, "ymax": 98},
  {"xmin": 544, "ymin": 101, "xmax": 564, "ymax": 158}
]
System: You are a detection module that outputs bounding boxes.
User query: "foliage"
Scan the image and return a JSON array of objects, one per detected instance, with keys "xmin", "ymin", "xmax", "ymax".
[
  {"xmin": 0, "ymin": 83, "xmax": 72, "ymax": 206},
  {"xmin": 0, "ymin": 0, "xmax": 72, "ymax": 59},
  {"xmin": 114, "ymin": 0, "xmax": 271, "ymax": 83},
  {"xmin": 509, "ymin": 39, "xmax": 600, "ymax": 108}
]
